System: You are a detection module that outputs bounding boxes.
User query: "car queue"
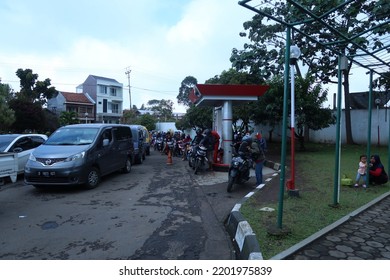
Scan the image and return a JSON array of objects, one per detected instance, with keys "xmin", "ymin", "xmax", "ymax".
[{"xmin": 1, "ymin": 124, "xmax": 151, "ymax": 189}]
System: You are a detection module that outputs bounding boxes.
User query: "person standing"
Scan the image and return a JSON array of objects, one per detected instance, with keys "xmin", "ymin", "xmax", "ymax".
[
  {"xmin": 251, "ymin": 134, "xmax": 266, "ymax": 186},
  {"xmin": 369, "ymin": 155, "xmax": 388, "ymax": 185},
  {"xmin": 256, "ymin": 132, "xmax": 267, "ymax": 153},
  {"xmin": 354, "ymin": 155, "xmax": 367, "ymax": 188}
]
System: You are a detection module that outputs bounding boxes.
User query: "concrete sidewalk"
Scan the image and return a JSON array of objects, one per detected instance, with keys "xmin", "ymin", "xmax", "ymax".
[{"xmin": 191, "ymin": 164, "xmax": 277, "ymax": 186}]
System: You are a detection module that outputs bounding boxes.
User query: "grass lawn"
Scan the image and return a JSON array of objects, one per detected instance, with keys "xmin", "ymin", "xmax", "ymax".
[{"xmin": 240, "ymin": 142, "xmax": 390, "ymax": 259}]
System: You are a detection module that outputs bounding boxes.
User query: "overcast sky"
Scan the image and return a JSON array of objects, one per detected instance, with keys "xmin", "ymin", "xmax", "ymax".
[
  {"xmin": 0, "ymin": 0, "xmax": 374, "ymax": 113},
  {"xmin": 0, "ymin": 0, "xmax": 257, "ymax": 112}
]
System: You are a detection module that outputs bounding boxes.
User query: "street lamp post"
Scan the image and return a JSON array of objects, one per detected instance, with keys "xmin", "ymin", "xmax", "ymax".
[
  {"xmin": 287, "ymin": 45, "xmax": 301, "ymax": 196},
  {"xmin": 85, "ymin": 112, "xmax": 88, "ymax": 124}
]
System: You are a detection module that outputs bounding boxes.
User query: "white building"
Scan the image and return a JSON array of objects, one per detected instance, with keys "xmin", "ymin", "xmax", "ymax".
[{"xmin": 77, "ymin": 75, "xmax": 123, "ymax": 123}]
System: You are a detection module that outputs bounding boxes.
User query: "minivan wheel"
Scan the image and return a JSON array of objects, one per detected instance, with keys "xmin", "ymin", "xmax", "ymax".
[
  {"xmin": 85, "ymin": 167, "xmax": 100, "ymax": 189},
  {"xmin": 136, "ymin": 154, "xmax": 143, "ymax": 164},
  {"xmin": 122, "ymin": 158, "xmax": 132, "ymax": 173}
]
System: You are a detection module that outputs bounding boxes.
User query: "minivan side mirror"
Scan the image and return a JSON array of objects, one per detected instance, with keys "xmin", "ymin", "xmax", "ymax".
[{"xmin": 103, "ymin": 139, "xmax": 110, "ymax": 147}]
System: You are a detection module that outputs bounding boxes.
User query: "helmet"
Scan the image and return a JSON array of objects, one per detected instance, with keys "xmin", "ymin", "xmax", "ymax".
[
  {"xmin": 203, "ymin": 129, "xmax": 211, "ymax": 136},
  {"xmin": 242, "ymin": 135, "xmax": 252, "ymax": 143},
  {"xmin": 196, "ymin": 128, "xmax": 202, "ymax": 135}
]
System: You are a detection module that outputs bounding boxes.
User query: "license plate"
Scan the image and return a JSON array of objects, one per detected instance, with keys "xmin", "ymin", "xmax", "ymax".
[{"xmin": 38, "ymin": 171, "xmax": 55, "ymax": 176}]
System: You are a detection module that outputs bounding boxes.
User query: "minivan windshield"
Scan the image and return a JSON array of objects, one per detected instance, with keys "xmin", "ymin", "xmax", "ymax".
[{"xmin": 45, "ymin": 128, "xmax": 99, "ymax": 145}]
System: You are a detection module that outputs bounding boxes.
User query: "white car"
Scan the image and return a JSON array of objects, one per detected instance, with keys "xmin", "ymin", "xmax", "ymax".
[{"xmin": 0, "ymin": 134, "xmax": 48, "ymax": 174}]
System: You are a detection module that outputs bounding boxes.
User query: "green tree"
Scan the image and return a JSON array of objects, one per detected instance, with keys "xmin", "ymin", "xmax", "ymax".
[
  {"xmin": 146, "ymin": 99, "xmax": 174, "ymax": 121},
  {"xmin": 178, "ymin": 105, "xmax": 213, "ymax": 131},
  {"xmin": 15, "ymin": 68, "xmax": 57, "ymax": 106},
  {"xmin": 294, "ymin": 73, "xmax": 336, "ymax": 150},
  {"xmin": 136, "ymin": 114, "xmax": 157, "ymax": 131},
  {"xmin": 177, "ymin": 76, "xmax": 197, "ymax": 107},
  {"xmin": 231, "ymin": 0, "xmax": 390, "ymax": 144},
  {"xmin": 0, "ymin": 81, "xmax": 16, "ymax": 132},
  {"xmin": 8, "ymin": 99, "xmax": 46, "ymax": 132},
  {"xmin": 122, "ymin": 109, "xmax": 138, "ymax": 124},
  {"xmin": 42, "ymin": 109, "xmax": 60, "ymax": 133},
  {"xmin": 251, "ymin": 76, "xmax": 285, "ymax": 142},
  {"xmin": 59, "ymin": 111, "xmax": 79, "ymax": 126},
  {"xmin": 206, "ymin": 69, "xmax": 264, "ymax": 134},
  {"xmin": 252, "ymin": 74, "xmax": 335, "ymax": 149}
]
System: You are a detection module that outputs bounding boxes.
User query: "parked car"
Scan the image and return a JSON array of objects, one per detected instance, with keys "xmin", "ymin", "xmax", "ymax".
[
  {"xmin": 0, "ymin": 134, "xmax": 48, "ymax": 174},
  {"xmin": 24, "ymin": 124, "xmax": 134, "ymax": 189},
  {"xmin": 128, "ymin": 125, "xmax": 146, "ymax": 164},
  {"xmin": 140, "ymin": 125, "xmax": 151, "ymax": 156}
]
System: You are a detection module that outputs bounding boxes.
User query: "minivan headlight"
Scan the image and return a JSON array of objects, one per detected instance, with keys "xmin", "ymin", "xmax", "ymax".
[{"xmin": 64, "ymin": 151, "xmax": 86, "ymax": 162}]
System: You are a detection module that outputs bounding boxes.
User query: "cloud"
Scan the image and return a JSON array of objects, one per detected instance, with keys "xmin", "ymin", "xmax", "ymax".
[{"xmin": 0, "ymin": 0, "xmax": 256, "ymax": 112}]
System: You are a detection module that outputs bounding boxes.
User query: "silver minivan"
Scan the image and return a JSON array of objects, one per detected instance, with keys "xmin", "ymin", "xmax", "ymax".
[{"xmin": 24, "ymin": 124, "xmax": 134, "ymax": 189}]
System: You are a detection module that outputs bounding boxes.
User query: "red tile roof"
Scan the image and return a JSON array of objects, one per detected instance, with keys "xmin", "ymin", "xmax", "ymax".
[{"xmin": 61, "ymin": 92, "xmax": 94, "ymax": 105}]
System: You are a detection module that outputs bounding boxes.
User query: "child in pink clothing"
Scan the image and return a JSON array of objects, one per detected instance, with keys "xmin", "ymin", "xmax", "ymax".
[{"xmin": 355, "ymin": 155, "xmax": 367, "ymax": 188}]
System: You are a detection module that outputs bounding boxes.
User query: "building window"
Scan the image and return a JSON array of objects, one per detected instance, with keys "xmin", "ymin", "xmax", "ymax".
[
  {"xmin": 99, "ymin": 85, "xmax": 107, "ymax": 94},
  {"xmin": 110, "ymin": 88, "xmax": 117, "ymax": 96},
  {"xmin": 67, "ymin": 106, "xmax": 78, "ymax": 113},
  {"xmin": 111, "ymin": 103, "xmax": 119, "ymax": 114}
]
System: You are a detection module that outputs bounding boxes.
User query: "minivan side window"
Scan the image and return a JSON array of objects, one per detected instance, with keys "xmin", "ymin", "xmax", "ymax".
[
  {"xmin": 101, "ymin": 129, "xmax": 113, "ymax": 146},
  {"xmin": 114, "ymin": 127, "xmax": 132, "ymax": 141}
]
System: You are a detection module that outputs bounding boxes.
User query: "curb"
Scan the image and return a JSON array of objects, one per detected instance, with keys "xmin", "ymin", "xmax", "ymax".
[{"xmin": 224, "ymin": 159, "xmax": 281, "ymax": 260}]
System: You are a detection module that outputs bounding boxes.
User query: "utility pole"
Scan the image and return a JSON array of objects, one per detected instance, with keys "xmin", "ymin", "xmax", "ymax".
[{"xmin": 125, "ymin": 67, "xmax": 132, "ymax": 110}]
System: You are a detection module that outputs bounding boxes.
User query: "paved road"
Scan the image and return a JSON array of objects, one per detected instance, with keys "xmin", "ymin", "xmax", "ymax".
[{"xmin": 0, "ymin": 151, "xmax": 236, "ymax": 260}]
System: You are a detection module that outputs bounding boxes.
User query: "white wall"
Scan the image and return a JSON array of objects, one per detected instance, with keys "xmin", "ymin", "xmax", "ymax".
[{"xmin": 253, "ymin": 108, "xmax": 389, "ymax": 145}]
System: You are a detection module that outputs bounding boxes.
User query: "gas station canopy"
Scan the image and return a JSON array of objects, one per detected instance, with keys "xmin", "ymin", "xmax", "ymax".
[{"xmin": 189, "ymin": 84, "xmax": 270, "ymax": 107}]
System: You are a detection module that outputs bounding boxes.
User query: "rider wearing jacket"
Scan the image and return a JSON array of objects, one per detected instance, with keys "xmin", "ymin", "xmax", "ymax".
[
  {"xmin": 192, "ymin": 129, "xmax": 204, "ymax": 145},
  {"xmin": 199, "ymin": 129, "xmax": 215, "ymax": 171}
]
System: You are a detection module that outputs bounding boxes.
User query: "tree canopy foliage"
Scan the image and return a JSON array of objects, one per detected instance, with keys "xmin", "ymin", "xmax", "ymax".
[
  {"xmin": 59, "ymin": 111, "xmax": 79, "ymax": 126},
  {"xmin": 231, "ymin": 0, "xmax": 390, "ymax": 144},
  {"xmin": 146, "ymin": 99, "xmax": 174, "ymax": 122},
  {"xmin": 0, "ymin": 81, "xmax": 16, "ymax": 132},
  {"xmin": 177, "ymin": 76, "xmax": 197, "ymax": 107},
  {"xmin": 6, "ymin": 69, "xmax": 58, "ymax": 133},
  {"xmin": 15, "ymin": 68, "xmax": 57, "ymax": 106}
]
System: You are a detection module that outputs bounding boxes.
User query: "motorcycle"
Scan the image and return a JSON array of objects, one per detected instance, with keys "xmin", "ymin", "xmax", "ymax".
[
  {"xmin": 227, "ymin": 151, "xmax": 251, "ymax": 192},
  {"xmin": 155, "ymin": 137, "xmax": 164, "ymax": 152},
  {"xmin": 193, "ymin": 145, "xmax": 208, "ymax": 175},
  {"xmin": 173, "ymin": 140, "xmax": 182, "ymax": 157},
  {"xmin": 165, "ymin": 140, "xmax": 174, "ymax": 155},
  {"xmin": 181, "ymin": 142, "xmax": 191, "ymax": 161}
]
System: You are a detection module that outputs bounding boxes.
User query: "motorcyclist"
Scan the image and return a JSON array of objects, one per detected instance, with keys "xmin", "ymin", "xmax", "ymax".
[
  {"xmin": 191, "ymin": 128, "xmax": 204, "ymax": 146},
  {"xmin": 164, "ymin": 131, "xmax": 173, "ymax": 155},
  {"xmin": 199, "ymin": 129, "xmax": 215, "ymax": 171},
  {"xmin": 181, "ymin": 134, "xmax": 192, "ymax": 161},
  {"xmin": 237, "ymin": 134, "xmax": 257, "ymax": 179},
  {"xmin": 238, "ymin": 135, "xmax": 252, "ymax": 157}
]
